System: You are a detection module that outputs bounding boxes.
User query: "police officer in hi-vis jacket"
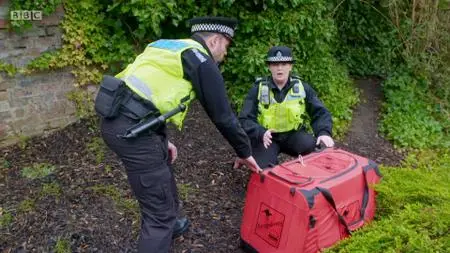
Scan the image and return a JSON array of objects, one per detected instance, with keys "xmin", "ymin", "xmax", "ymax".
[
  {"xmin": 239, "ymin": 46, "xmax": 334, "ymax": 169},
  {"xmin": 98, "ymin": 17, "xmax": 262, "ymax": 253}
]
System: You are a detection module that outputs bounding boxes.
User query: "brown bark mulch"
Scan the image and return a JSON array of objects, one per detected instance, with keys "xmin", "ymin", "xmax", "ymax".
[{"xmin": 0, "ymin": 78, "xmax": 404, "ymax": 253}]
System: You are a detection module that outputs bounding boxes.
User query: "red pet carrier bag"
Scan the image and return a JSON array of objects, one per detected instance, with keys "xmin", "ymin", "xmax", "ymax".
[{"xmin": 240, "ymin": 148, "xmax": 382, "ymax": 253}]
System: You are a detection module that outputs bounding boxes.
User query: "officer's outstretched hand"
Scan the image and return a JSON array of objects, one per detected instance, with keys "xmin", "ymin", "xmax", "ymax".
[
  {"xmin": 168, "ymin": 141, "xmax": 178, "ymax": 163},
  {"xmin": 316, "ymin": 135, "xmax": 335, "ymax": 148},
  {"xmin": 233, "ymin": 156, "xmax": 263, "ymax": 174},
  {"xmin": 262, "ymin": 129, "xmax": 274, "ymax": 149}
]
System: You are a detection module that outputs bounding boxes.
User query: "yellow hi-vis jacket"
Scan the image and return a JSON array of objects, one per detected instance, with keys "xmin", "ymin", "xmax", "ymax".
[
  {"xmin": 116, "ymin": 39, "xmax": 209, "ymax": 129},
  {"xmin": 257, "ymin": 77, "xmax": 306, "ymax": 132}
]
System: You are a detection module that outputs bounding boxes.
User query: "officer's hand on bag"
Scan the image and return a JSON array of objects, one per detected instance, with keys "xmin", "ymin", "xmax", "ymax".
[
  {"xmin": 262, "ymin": 129, "xmax": 274, "ymax": 149},
  {"xmin": 168, "ymin": 141, "xmax": 178, "ymax": 163},
  {"xmin": 233, "ymin": 156, "xmax": 263, "ymax": 174},
  {"xmin": 316, "ymin": 135, "xmax": 334, "ymax": 148}
]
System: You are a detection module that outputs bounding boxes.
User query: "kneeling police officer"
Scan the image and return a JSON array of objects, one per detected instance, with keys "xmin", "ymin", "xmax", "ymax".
[
  {"xmin": 239, "ymin": 46, "xmax": 335, "ymax": 169},
  {"xmin": 95, "ymin": 16, "xmax": 262, "ymax": 253}
]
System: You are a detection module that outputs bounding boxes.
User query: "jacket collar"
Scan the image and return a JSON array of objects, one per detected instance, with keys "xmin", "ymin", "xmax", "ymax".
[
  {"xmin": 191, "ymin": 34, "xmax": 213, "ymax": 58},
  {"xmin": 268, "ymin": 75, "xmax": 294, "ymax": 91}
]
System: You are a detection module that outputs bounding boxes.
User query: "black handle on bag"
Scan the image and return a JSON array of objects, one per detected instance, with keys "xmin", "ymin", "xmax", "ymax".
[
  {"xmin": 118, "ymin": 104, "xmax": 186, "ymax": 139},
  {"xmin": 316, "ymin": 166, "xmax": 376, "ymax": 235},
  {"xmin": 316, "ymin": 187, "xmax": 352, "ymax": 235},
  {"xmin": 314, "ymin": 140, "xmax": 327, "ymax": 152}
]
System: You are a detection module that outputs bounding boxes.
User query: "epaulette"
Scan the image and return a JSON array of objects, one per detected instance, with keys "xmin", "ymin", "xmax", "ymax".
[
  {"xmin": 190, "ymin": 48, "xmax": 207, "ymax": 63},
  {"xmin": 291, "ymin": 74, "xmax": 302, "ymax": 81},
  {"xmin": 255, "ymin": 76, "xmax": 264, "ymax": 83},
  {"xmin": 254, "ymin": 76, "xmax": 268, "ymax": 86}
]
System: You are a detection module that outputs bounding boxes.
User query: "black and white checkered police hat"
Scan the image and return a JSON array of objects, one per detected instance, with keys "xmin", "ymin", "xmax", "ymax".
[
  {"xmin": 266, "ymin": 46, "xmax": 295, "ymax": 63},
  {"xmin": 189, "ymin": 16, "xmax": 238, "ymax": 40}
]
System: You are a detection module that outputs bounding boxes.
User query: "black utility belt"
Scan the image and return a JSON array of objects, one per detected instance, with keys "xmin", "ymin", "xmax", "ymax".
[
  {"xmin": 94, "ymin": 75, "xmax": 158, "ymax": 121},
  {"xmin": 120, "ymin": 87, "xmax": 159, "ymax": 120}
]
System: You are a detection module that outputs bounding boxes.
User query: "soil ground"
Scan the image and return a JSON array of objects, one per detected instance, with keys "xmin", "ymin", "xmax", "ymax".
[{"xmin": 0, "ymin": 78, "xmax": 404, "ymax": 253}]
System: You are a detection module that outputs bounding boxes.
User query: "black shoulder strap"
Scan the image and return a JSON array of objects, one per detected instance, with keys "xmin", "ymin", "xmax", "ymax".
[{"xmin": 316, "ymin": 187, "xmax": 352, "ymax": 235}]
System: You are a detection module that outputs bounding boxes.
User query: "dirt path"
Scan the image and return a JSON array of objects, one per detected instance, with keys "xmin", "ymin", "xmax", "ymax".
[
  {"xmin": 0, "ymin": 79, "xmax": 404, "ymax": 253},
  {"xmin": 336, "ymin": 78, "xmax": 404, "ymax": 166}
]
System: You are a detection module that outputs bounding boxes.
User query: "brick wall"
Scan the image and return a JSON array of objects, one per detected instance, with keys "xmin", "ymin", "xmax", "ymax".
[{"xmin": 0, "ymin": 1, "xmax": 77, "ymax": 147}]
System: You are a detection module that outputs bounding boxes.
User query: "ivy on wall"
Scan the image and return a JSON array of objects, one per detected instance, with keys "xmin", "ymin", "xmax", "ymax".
[
  {"xmin": 0, "ymin": 62, "xmax": 17, "ymax": 77},
  {"xmin": 24, "ymin": 1, "xmax": 134, "ymax": 87},
  {"xmin": 9, "ymin": 0, "xmax": 63, "ymax": 32}
]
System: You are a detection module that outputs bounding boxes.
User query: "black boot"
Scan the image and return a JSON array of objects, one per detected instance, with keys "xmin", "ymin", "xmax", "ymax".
[{"xmin": 172, "ymin": 217, "xmax": 190, "ymax": 239}]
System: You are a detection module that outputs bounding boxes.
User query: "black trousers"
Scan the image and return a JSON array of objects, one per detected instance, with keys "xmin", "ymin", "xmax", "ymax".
[
  {"xmin": 252, "ymin": 128, "xmax": 316, "ymax": 169},
  {"xmin": 101, "ymin": 114, "xmax": 178, "ymax": 253}
]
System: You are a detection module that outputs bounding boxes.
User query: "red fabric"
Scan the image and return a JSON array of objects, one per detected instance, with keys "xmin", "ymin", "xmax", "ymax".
[{"xmin": 240, "ymin": 148, "xmax": 382, "ymax": 253}]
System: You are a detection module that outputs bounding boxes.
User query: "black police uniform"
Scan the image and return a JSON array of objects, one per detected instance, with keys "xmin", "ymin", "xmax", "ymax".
[
  {"xmin": 238, "ymin": 46, "xmax": 332, "ymax": 169},
  {"xmin": 100, "ymin": 17, "xmax": 251, "ymax": 253}
]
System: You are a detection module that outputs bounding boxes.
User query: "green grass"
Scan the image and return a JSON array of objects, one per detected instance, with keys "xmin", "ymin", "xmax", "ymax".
[
  {"xmin": 91, "ymin": 184, "xmax": 138, "ymax": 215},
  {"xmin": 1, "ymin": 158, "xmax": 10, "ymax": 169},
  {"xmin": 104, "ymin": 164, "xmax": 112, "ymax": 174},
  {"xmin": 54, "ymin": 238, "xmax": 71, "ymax": 253},
  {"xmin": 21, "ymin": 163, "xmax": 55, "ymax": 179},
  {"xmin": 18, "ymin": 198, "xmax": 36, "ymax": 213},
  {"xmin": 18, "ymin": 135, "xmax": 30, "ymax": 150},
  {"xmin": 41, "ymin": 182, "xmax": 62, "ymax": 198},
  {"xmin": 0, "ymin": 208, "xmax": 13, "ymax": 229},
  {"xmin": 86, "ymin": 137, "xmax": 106, "ymax": 164},
  {"xmin": 0, "ymin": 158, "xmax": 10, "ymax": 181},
  {"xmin": 177, "ymin": 183, "xmax": 197, "ymax": 201},
  {"xmin": 91, "ymin": 184, "xmax": 140, "ymax": 235}
]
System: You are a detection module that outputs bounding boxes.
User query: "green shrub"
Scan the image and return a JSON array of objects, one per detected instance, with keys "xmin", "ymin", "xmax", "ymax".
[
  {"xmin": 10, "ymin": 0, "xmax": 358, "ymax": 136},
  {"xmin": 219, "ymin": 1, "xmax": 358, "ymax": 137},
  {"xmin": 327, "ymin": 203, "xmax": 449, "ymax": 253},
  {"xmin": 376, "ymin": 150, "xmax": 450, "ymax": 217},
  {"xmin": 334, "ymin": 0, "xmax": 450, "ymax": 148},
  {"xmin": 326, "ymin": 149, "xmax": 450, "ymax": 252},
  {"xmin": 333, "ymin": 0, "xmax": 399, "ymax": 76},
  {"xmin": 380, "ymin": 70, "xmax": 448, "ymax": 149}
]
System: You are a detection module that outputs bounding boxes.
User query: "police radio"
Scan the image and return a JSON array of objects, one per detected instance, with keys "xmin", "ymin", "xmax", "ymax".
[{"xmin": 260, "ymin": 84, "xmax": 270, "ymax": 108}]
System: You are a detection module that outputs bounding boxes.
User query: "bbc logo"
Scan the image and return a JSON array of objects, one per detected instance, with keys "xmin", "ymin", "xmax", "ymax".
[{"xmin": 10, "ymin": 10, "xmax": 43, "ymax": 21}]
